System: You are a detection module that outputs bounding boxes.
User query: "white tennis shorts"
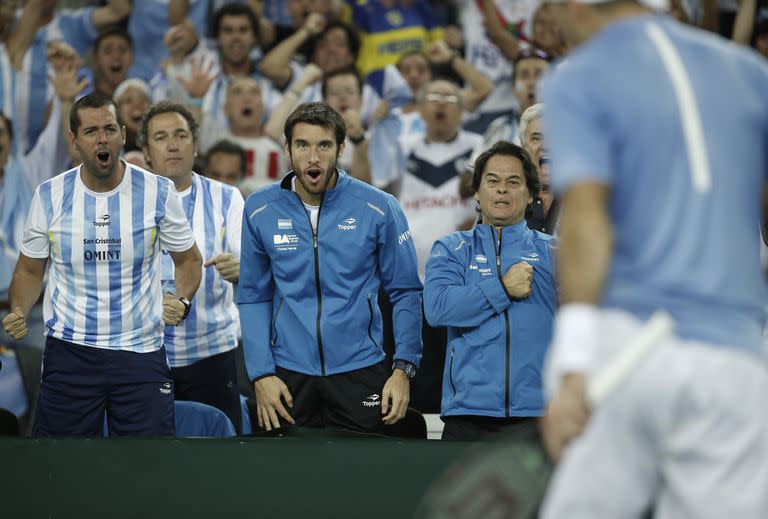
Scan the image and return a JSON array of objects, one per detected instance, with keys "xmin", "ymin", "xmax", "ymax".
[{"xmin": 541, "ymin": 309, "xmax": 768, "ymax": 519}]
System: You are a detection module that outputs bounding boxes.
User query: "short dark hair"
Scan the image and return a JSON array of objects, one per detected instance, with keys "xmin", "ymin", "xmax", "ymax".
[
  {"xmin": 138, "ymin": 101, "xmax": 200, "ymax": 148},
  {"xmin": 511, "ymin": 47, "xmax": 551, "ymax": 81},
  {"xmin": 284, "ymin": 102, "xmax": 346, "ymax": 148},
  {"xmin": 94, "ymin": 26, "xmax": 133, "ymax": 54},
  {"xmin": 321, "ymin": 65, "xmax": 363, "ymax": 99},
  {"xmin": 0, "ymin": 111, "xmax": 13, "ymax": 142},
  {"xmin": 206, "ymin": 139, "xmax": 247, "ymax": 177},
  {"xmin": 213, "ymin": 3, "xmax": 259, "ymax": 42},
  {"xmin": 70, "ymin": 93, "xmax": 123, "ymax": 133},
  {"xmin": 471, "ymin": 141, "xmax": 541, "ymax": 200}
]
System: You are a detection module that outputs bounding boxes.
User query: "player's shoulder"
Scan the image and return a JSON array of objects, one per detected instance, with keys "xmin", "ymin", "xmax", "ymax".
[
  {"xmin": 244, "ymin": 178, "xmax": 287, "ymax": 212},
  {"xmin": 529, "ymin": 229, "xmax": 558, "ymax": 259},
  {"xmin": 195, "ymin": 173, "xmax": 240, "ymax": 197},
  {"xmin": 339, "ymin": 172, "xmax": 399, "ymax": 215},
  {"xmin": 434, "ymin": 229, "xmax": 476, "ymax": 256},
  {"xmin": 125, "ymin": 162, "xmax": 171, "ymax": 187},
  {"xmin": 39, "ymin": 164, "xmax": 79, "ymax": 191}
]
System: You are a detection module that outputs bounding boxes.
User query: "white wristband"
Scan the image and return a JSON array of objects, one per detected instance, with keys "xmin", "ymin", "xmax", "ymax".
[{"xmin": 544, "ymin": 303, "xmax": 599, "ymax": 399}]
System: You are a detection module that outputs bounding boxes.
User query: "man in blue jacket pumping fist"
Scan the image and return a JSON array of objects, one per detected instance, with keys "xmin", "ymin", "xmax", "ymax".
[
  {"xmin": 238, "ymin": 102, "xmax": 423, "ymax": 433},
  {"xmin": 424, "ymin": 140, "xmax": 556, "ymax": 440}
]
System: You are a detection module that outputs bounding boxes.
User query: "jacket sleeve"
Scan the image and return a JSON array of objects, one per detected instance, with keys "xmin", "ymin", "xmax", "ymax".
[
  {"xmin": 424, "ymin": 236, "xmax": 512, "ymax": 327},
  {"xmin": 378, "ymin": 195, "xmax": 423, "ymax": 367},
  {"xmin": 237, "ymin": 202, "xmax": 276, "ymax": 381}
]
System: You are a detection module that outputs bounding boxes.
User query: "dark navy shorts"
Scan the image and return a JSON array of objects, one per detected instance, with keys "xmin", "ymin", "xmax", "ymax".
[{"xmin": 33, "ymin": 336, "xmax": 175, "ymax": 437}]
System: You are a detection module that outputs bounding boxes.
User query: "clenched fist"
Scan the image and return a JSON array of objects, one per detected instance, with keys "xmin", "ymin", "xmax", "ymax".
[{"xmin": 502, "ymin": 261, "xmax": 533, "ymax": 298}]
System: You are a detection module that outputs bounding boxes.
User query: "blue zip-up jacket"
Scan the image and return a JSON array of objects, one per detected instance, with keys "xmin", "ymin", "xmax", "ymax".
[
  {"xmin": 424, "ymin": 220, "xmax": 556, "ymax": 418},
  {"xmin": 238, "ymin": 170, "xmax": 423, "ymax": 380}
]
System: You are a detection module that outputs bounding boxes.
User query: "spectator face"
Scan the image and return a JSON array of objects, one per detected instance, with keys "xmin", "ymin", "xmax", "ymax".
[
  {"xmin": 0, "ymin": 116, "xmax": 10, "ymax": 169},
  {"xmin": 323, "ymin": 74, "xmax": 362, "ymax": 115},
  {"xmin": 420, "ymin": 80, "xmax": 462, "ymax": 141},
  {"xmin": 205, "ymin": 151, "xmax": 244, "ymax": 186},
  {"xmin": 116, "ymin": 86, "xmax": 150, "ymax": 134},
  {"xmin": 514, "ymin": 57, "xmax": 549, "ymax": 113},
  {"xmin": 224, "ymin": 77, "xmax": 265, "ymax": 133},
  {"xmin": 398, "ymin": 53, "xmax": 431, "ymax": 94},
  {"xmin": 313, "ymin": 27, "xmax": 354, "ymax": 72},
  {"xmin": 475, "ymin": 154, "xmax": 532, "ymax": 227},
  {"xmin": 70, "ymin": 105, "xmax": 126, "ymax": 180},
  {"xmin": 93, "ymin": 34, "xmax": 133, "ymax": 92},
  {"xmin": 285, "ymin": 122, "xmax": 344, "ymax": 199},
  {"xmin": 522, "ymin": 117, "xmax": 547, "ymax": 185},
  {"xmin": 142, "ymin": 112, "xmax": 197, "ymax": 183},
  {"xmin": 218, "ymin": 14, "xmax": 257, "ymax": 67}
]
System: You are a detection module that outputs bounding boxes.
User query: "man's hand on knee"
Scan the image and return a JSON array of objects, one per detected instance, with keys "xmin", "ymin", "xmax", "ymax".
[{"xmin": 253, "ymin": 375, "xmax": 295, "ymax": 431}]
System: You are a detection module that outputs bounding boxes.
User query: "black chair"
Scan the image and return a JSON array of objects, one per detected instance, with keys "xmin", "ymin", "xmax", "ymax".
[
  {"xmin": 0, "ymin": 408, "xmax": 19, "ymax": 435},
  {"xmin": 384, "ymin": 407, "xmax": 428, "ymax": 439}
]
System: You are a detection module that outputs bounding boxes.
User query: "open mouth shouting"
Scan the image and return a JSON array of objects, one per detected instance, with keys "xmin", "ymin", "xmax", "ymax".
[
  {"xmin": 96, "ymin": 149, "xmax": 112, "ymax": 169},
  {"xmin": 304, "ymin": 166, "xmax": 324, "ymax": 187}
]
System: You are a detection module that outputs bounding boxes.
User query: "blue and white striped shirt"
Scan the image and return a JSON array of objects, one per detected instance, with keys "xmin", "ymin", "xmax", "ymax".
[
  {"xmin": 161, "ymin": 173, "xmax": 244, "ymax": 367},
  {"xmin": 21, "ymin": 163, "xmax": 195, "ymax": 352}
]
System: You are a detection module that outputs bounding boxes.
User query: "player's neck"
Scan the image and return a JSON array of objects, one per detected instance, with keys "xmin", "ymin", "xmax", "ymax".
[
  {"xmin": 172, "ymin": 171, "xmax": 194, "ymax": 192},
  {"xmin": 81, "ymin": 160, "xmax": 126, "ymax": 193},
  {"xmin": 585, "ymin": 4, "xmax": 652, "ymax": 43}
]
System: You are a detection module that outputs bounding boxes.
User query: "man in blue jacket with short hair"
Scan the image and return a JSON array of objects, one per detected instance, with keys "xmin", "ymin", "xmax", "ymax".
[
  {"xmin": 424, "ymin": 140, "xmax": 556, "ymax": 441},
  {"xmin": 238, "ymin": 102, "xmax": 422, "ymax": 433}
]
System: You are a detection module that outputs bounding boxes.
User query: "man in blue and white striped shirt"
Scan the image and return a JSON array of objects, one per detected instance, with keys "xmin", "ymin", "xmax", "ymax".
[
  {"xmin": 140, "ymin": 102, "xmax": 245, "ymax": 432},
  {"xmin": 2, "ymin": 93, "xmax": 203, "ymax": 437}
]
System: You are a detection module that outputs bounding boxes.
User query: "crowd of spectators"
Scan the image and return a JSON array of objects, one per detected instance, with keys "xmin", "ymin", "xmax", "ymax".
[{"xmin": 0, "ymin": 0, "xmax": 766, "ymax": 440}]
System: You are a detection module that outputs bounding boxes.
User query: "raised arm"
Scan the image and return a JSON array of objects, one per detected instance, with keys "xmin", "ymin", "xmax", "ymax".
[
  {"xmin": 6, "ymin": 0, "xmax": 43, "ymax": 70},
  {"xmin": 732, "ymin": 0, "xmax": 757, "ymax": 45},
  {"xmin": 426, "ymin": 40, "xmax": 494, "ymax": 114},
  {"xmin": 259, "ymin": 12, "xmax": 325, "ymax": 89},
  {"xmin": 168, "ymin": 0, "xmax": 189, "ymax": 25},
  {"xmin": 91, "ymin": 0, "xmax": 132, "ymax": 30},
  {"xmin": 264, "ymin": 63, "xmax": 323, "ymax": 142},
  {"xmin": 480, "ymin": 0, "xmax": 520, "ymax": 62}
]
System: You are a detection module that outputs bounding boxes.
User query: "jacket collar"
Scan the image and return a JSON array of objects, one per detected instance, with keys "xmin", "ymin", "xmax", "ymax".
[
  {"xmin": 280, "ymin": 169, "xmax": 349, "ymax": 200},
  {"xmin": 477, "ymin": 218, "xmax": 531, "ymax": 244}
]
